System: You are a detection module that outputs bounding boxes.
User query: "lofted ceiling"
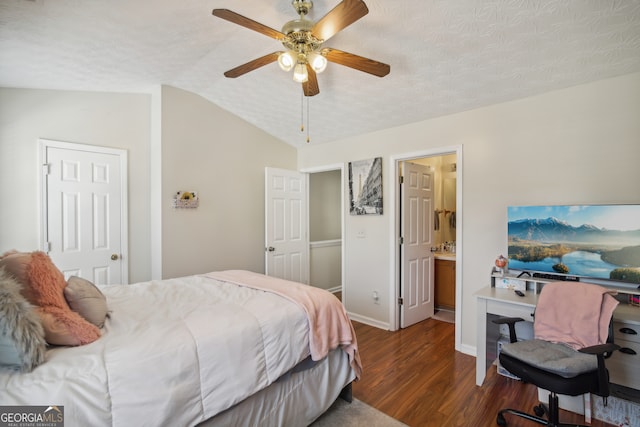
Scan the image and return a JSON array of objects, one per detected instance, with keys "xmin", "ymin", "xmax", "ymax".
[{"xmin": 1, "ymin": 0, "xmax": 640, "ymax": 147}]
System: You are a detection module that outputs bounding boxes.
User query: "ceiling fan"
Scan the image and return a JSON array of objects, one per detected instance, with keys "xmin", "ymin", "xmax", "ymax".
[{"xmin": 212, "ymin": 0, "xmax": 390, "ymax": 97}]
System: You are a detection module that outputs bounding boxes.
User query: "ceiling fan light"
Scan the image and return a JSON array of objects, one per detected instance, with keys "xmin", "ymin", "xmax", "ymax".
[
  {"xmin": 278, "ymin": 51, "xmax": 296, "ymax": 72},
  {"xmin": 308, "ymin": 52, "xmax": 327, "ymax": 73},
  {"xmin": 292, "ymin": 63, "xmax": 308, "ymax": 83}
]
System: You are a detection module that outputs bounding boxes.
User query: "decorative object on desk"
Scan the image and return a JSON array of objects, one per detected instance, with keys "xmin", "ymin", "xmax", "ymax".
[
  {"xmin": 495, "ymin": 255, "xmax": 508, "ymax": 276},
  {"xmin": 495, "ymin": 277, "xmax": 526, "ymax": 291},
  {"xmin": 172, "ymin": 191, "xmax": 199, "ymax": 209}
]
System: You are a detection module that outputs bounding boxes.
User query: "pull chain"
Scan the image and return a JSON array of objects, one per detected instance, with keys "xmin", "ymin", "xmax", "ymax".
[
  {"xmin": 306, "ymin": 96, "xmax": 310, "ymax": 143},
  {"xmin": 300, "ymin": 90, "xmax": 304, "ymax": 132},
  {"xmin": 299, "ymin": 89, "xmax": 311, "ymax": 143}
]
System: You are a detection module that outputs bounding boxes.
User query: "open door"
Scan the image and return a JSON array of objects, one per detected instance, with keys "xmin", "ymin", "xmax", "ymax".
[
  {"xmin": 265, "ymin": 167, "xmax": 308, "ymax": 283},
  {"xmin": 400, "ymin": 161, "xmax": 435, "ymax": 327},
  {"xmin": 41, "ymin": 140, "xmax": 128, "ymax": 285}
]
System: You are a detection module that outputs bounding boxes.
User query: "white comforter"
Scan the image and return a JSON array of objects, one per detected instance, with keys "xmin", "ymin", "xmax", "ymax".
[{"xmin": 0, "ymin": 274, "xmax": 310, "ymax": 427}]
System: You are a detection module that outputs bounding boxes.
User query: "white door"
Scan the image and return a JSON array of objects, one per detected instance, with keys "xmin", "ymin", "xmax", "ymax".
[
  {"xmin": 265, "ymin": 167, "xmax": 308, "ymax": 283},
  {"xmin": 41, "ymin": 140, "xmax": 127, "ymax": 285},
  {"xmin": 400, "ymin": 161, "xmax": 435, "ymax": 327}
]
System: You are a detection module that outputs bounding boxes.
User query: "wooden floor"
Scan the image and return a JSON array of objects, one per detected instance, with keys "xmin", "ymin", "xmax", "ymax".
[{"xmin": 351, "ymin": 319, "xmax": 616, "ymax": 427}]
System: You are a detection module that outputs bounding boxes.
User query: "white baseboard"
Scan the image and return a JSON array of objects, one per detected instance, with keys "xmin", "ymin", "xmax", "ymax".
[
  {"xmin": 347, "ymin": 312, "xmax": 390, "ymax": 330},
  {"xmin": 458, "ymin": 343, "xmax": 476, "ymax": 357}
]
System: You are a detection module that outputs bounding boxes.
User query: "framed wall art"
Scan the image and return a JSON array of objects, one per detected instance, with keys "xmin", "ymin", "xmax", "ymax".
[{"xmin": 348, "ymin": 157, "xmax": 383, "ymax": 215}]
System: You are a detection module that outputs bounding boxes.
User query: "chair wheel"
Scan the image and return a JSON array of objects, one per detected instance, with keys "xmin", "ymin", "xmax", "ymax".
[
  {"xmin": 497, "ymin": 413, "xmax": 507, "ymax": 426},
  {"xmin": 533, "ymin": 404, "xmax": 545, "ymax": 417}
]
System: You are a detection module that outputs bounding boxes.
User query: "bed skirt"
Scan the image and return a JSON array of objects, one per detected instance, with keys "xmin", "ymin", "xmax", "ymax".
[{"xmin": 198, "ymin": 348, "xmax": 356, "ymax": 427}]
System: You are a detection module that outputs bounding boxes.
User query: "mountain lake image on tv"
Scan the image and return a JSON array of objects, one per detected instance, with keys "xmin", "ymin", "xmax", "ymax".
[{"xmin": 507, "ymin": 205, "xmax": 640, "ymax": 286}]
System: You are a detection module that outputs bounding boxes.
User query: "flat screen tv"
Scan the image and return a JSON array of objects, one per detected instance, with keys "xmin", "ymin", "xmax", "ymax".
[{"xmin": 507, "ymin": 204, "xmax": 640, "ymax": 288}]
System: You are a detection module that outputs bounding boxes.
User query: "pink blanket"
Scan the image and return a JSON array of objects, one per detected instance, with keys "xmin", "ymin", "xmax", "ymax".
[
  {"xmin": 534, "ymin": 281, "xmax": 618, "ymax": 349},
  {"xmin": 205, "ymin": 270, "xmax": 362, "ymax": 379}
]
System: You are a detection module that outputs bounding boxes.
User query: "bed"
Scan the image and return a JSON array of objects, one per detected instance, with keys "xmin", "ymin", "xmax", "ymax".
[{"xmin": 0, "ymin": 264, "xmax": 361, "ymax": 427}]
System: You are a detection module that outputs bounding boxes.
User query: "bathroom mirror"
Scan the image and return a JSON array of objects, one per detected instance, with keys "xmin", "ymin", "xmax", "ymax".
[
  {"xmin": 443, "ymin": 177, "xmax": 456, "ymax": 242},
  {"xmin": 443, "ymin": 178, "xmax": 456, "ymax": 212}
]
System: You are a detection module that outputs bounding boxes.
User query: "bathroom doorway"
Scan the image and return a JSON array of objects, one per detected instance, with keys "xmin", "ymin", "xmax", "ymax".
[
  {"xmin": 412, "ymin": 154, "xmax": 457, "ymax": 324},
  {"xmin": 391, "ymin": 147, "xmax": 462, "ymax": 348}
]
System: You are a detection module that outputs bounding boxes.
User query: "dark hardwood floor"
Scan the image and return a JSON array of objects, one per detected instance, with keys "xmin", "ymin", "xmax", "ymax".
[{"xmin": 351, "ymin": 319, "xmax": 616, "ymax": 427}]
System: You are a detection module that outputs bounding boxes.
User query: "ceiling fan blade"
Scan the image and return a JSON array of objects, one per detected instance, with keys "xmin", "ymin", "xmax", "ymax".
[
  {"xmin": 212, "ymin": 9, "xmax": 285, "ymax": 41},
  {"xmin": 303, "ymin": 65, "xmax": 320, "ymax": 97},
  {"xmin": 323, "ymin": 48, "xmax": 390, "ymax": 77},
  {"xmin": 223, "ymin": 52, "xmax": 280, "ymax": 78},
  {"xmin": 312, "ymin": 0, "xmax": 369, "ymax": 42}
]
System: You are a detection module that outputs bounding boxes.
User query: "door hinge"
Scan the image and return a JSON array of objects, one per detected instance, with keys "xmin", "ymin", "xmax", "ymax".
[
  {"xmin": 42, "ymin": 163, "xmax": 51, "ymax": 175},
  {"xmin": 399, "ymin": 175, "xmax": 404, "ymax": 184},
  {"xmin": 43, "ymin": 242, "xmax": 51, "ymax": 253},
  {"xmin": 398, "ymin": 297, "xmax": 404, "ymax": 305},
  {"xmin": 399, "ymin": 236, "xmax": 404, "ymax": 245}
]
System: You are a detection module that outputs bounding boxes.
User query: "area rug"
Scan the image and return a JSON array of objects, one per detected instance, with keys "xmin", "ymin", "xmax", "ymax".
[
  {"xmin": 432, "ymin": 310, "xmax": 455, "ymax": 323},
  {"xmin": 593, "ymin": 396, "xmax": 640, "ymax": 427},
  {"xmin": 311, "ymin": 398, "xmax": 408, "ymax": 427}
]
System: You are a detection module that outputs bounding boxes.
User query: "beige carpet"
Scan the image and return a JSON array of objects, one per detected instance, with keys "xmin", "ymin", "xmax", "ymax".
[{"xmin": 311, "ymin": 398, "xmax": 408, "ymax": 427}]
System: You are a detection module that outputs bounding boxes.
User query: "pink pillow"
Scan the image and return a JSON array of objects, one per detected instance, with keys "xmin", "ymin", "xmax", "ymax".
[{"xmin": 0, "ymin": 251, "xmax": 100, "ymax": 346}]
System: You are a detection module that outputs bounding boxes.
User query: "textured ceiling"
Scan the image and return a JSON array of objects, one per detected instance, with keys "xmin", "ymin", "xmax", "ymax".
[{"xmin": 1, "ymin": 0, "xmax": 640, "ymax": 147}]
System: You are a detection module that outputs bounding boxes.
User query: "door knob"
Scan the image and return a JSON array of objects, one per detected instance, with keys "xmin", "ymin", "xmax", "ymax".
[
  {"xmin": 267, "ymin": 246, "xmax": 275, "ymax": 252},
  {"xmin": 111, "ymin": 254, "xmax": 119, "ymax": 260}
]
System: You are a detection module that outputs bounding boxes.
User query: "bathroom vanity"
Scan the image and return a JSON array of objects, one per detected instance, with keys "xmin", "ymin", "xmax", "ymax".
[{"xmin": 434, "ymin": 253, "xmax": 456, "ymax": 310}]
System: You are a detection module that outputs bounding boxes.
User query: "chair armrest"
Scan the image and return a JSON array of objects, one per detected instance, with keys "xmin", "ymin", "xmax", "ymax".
[
  {"xmin": 578, "ymin": 343, "xmax": 620, "ymax": 356},
  {"xmin": 579, "ymin": 343, "xmax": 620, "ymax": 397},
  {"xmin": 492, "ymin": 317, "xmax": 525, "ymax": 343}
]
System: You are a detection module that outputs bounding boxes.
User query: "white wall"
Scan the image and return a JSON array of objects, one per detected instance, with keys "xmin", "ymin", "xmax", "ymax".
[
  {"xmin": 297, "ymin": 72, "xmax": 640, "ymax": 352},
  {"xmin": 0, "ymin": 85, "xmax": 297, "ymax": 283},
  {"xmin": 159, "ymin": 86, "xmax": 297, "ymax": 279},
  {"xmin": 309, "ymin": 170, "xmax": 342, "ymax": 290},
  {"xmin": 309, "ymin": 170, "xmax": 341, "ymax": 241},
  {"xmin": 309, "ymin": 240, "xmax": 341, "ymax": 290},
  {"xmin": 0, "ymin": 88, "xmax": 152, "ymax": 283}
]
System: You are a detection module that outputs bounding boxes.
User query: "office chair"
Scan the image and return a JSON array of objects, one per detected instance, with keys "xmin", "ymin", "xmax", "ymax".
[{"xmin": 493, "ymin": 281, "xmax": 620, "ymax": 427}]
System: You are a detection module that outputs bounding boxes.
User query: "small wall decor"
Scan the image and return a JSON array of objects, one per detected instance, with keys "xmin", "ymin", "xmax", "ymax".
[
  {"xmin": 348, "ymin": 157, "xmax": 383, "ymax": 215},
  {"xmin": 172, "ymin": 191, "xmax": 199, "ymax": 209}
]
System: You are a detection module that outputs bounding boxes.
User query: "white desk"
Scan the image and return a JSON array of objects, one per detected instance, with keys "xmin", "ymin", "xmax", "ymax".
[
  {"xmin": 475, "ymin": 285, "xmax": 640, "ymax": 390},
  {"xmin": 475, "ymin": 286, "xmax": 538, "ymax": 386}
]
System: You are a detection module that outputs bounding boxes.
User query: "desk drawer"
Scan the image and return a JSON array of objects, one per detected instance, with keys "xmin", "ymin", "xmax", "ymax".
[
  {"xmin": 608, "ymin": 338, "xmax": 640, "ymax": 390},
  {"xmin": 487, "ymin": 299, "xmax": 535, "ymax": 320},
  {"xmin": 614, "ymin": 321, "xmax": 639, "ymax": 344}
]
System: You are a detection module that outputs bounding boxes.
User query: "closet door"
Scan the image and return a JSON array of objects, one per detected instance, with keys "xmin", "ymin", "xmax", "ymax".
[
  {"xmin": 265, "ymin": 167, "xmax": 308, "ymax": 283},
  {"xmin": 41, "ymin": 139, "xmax": 128, "ymax": 285}
]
